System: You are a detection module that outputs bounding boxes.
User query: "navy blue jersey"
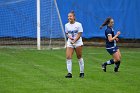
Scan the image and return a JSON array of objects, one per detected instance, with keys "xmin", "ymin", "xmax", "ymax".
[{"xmin": 105, "ymin": 26, "xmax": 116, "ymax": 48}]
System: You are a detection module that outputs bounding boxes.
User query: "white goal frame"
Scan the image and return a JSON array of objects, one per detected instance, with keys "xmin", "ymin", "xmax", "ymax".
[{"xmin": 36, "ymin": 0, "xmax": 66, "ymax": 50}]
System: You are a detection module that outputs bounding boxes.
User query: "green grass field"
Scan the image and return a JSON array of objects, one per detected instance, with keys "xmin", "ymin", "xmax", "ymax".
[{"xmin": 0, "ymin": 47, "xmax": 140, "ymax": 93}]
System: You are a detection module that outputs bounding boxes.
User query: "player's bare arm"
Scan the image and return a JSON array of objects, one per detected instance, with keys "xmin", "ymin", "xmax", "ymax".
[{"xmin": 108, "ymin": 31, "xmax": 121, "ymax": 42}]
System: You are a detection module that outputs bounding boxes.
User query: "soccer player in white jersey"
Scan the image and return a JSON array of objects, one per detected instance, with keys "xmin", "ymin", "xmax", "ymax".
[{"xmin": 65, "ymin": 11, "xmax": 84, "ymax": 78}]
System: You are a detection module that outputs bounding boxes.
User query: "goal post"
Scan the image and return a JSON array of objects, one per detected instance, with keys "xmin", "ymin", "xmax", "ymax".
[
  {"xmin": 37, "ymin": 0, "xmax": 66, "ymax": 50},
  {"xmin": 37, "ymin": 0, "xmax": 41, "ymax": 50},
  {"xmin": 0, "ymin": 0, "xmax": 66, "ymax": 49},
  {"xmin": 54, "ymin": 0, "xmax": 67, "ymax": 46}
]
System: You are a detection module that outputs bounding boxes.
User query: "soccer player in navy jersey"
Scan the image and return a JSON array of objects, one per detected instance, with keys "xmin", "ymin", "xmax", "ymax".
[{"xmin": 100, "ymin": 17, "xmax": 121, "ymax": 72}]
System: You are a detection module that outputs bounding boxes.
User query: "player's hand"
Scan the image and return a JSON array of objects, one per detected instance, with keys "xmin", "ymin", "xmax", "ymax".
[
  {"xmin": 71, "ymin": 41, "xmax": 74, "ymax": 45},
  {"xmin": 69, "ymin": 36, "xmax": 74, "ymax": 40},
  {"xmin": 115, "ymin": 38, "xmax": 119, "ymax": 42},
  {"xmin": 71, "ymin": 40, "xmax": 76, "ymax": 45},
  {"xmin": 117, "ymin": 31, "xmax": 121, "ymax": 36}
]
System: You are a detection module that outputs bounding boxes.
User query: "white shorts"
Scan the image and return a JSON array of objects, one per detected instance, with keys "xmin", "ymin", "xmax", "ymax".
[{"xmin": 66, "ymin": 41, "xmax": 83, "ymax": 48}]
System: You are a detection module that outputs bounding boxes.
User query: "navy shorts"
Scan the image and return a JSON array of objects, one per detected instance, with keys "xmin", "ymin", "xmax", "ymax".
[{"xmin": 106, "ymin": 46, "xmax": 118, "ymax": 55}]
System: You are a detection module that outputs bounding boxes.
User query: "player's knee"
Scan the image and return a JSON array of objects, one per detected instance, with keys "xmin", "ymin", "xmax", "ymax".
[
  {"xmin": 118, "ymin": 57, "xmax": 121, "ymax": 61},
  {"xmin": 77, "ymin": 55, "xmax": 82, "ymax": 59},
  {"xmin": 119, "ymin": 55, "xmax": 122, "ymax": 59},
  {"xmin": 114, "ymin": 57, "xmax": 121, "ymax": 62}
]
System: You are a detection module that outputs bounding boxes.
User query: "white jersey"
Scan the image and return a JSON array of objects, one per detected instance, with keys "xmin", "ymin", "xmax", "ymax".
[{"xmin": 65, "ymin": 22, "xmax": 83, "ymax": 44}]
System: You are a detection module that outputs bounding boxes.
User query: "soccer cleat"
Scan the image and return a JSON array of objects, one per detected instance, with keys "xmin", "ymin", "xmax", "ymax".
[
  {"xmin": 114, "ymin": 67, "xmax": 119, "ymax": 72},
  {"xmin": 79, "ymin": 73, "xmax": 84, "ymax": 78},
  {"xmin": 102, "ymin": 64, "xmax": 106, "ymax": 72},
  {"xmin": 65, "ymin": 73, "xmax": 72, "ymax": 78}
]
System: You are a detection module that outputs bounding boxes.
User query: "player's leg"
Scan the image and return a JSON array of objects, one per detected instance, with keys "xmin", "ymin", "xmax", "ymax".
[
  {"xmin": 102, "ymin": 59, "xmax": 115, "ymax": 72},
  {"xmin": 113, "ymin": 51, "xmax": 120, "ymax": 62},
  {"xmin": 102, "ymin": 49, "xmax": 116, "ymax": 72},
  {"xmin": 113, "ymin": 49, "xmax": 121, "ymax": 72},
  {"xmin": 117, "ymin": 49, "xmax": 121, "ymax": 59},
  {"xmin": 65, "ymin": 47, "xmax": 74, "ymax": 78},
  {"xmin": 75, "ymin": 46, "xmax": 84, "ymax": 78}
]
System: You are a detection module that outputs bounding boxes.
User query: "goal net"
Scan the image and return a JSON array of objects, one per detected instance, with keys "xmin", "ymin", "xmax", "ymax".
[{"xmin": 0, "ymin": 0, "xmax": 66, "ymax": 49}]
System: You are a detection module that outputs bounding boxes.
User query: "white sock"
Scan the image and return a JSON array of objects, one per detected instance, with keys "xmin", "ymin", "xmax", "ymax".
[
  {"xmin": 66, "ymin": 59, "xmax": 72, "ymax": 73},
  {"xmin": 78, "ymin": 58, "xmax": 84, "ymax": 73}
]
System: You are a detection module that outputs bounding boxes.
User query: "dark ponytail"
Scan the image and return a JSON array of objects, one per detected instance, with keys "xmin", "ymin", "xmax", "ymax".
[{"xmin": 100, "ymin": 17, "xmax": 112, "ymax": 29}]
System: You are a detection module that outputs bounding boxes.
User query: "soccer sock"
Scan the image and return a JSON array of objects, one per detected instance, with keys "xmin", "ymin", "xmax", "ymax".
[
  {"xmin": 115, "ymin": 61, "xmax": 121, "ymax": 68},
  {"xmin": 78, "ymin": 58, "xmax": 84, "ymax": 73},
  {"xmin": 104, "ymin": 59, "xmax": 114, "ymax": 66},
  {"xmin": 66, "ymin": 59, "xmax": 72, "ymax": 74}
]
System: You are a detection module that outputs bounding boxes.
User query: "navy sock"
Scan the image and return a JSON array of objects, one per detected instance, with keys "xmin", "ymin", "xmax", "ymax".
[
  {"xmin": 115, "ymin": 61, "xmax": 121, "ymax": 68},
  {"xmin": 104, "ymin": 59, "xmax": 114, "ymax": 66},
  {"xmin": 110, "ymin": 59, "xmax": 115, "ymax": 64}
]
